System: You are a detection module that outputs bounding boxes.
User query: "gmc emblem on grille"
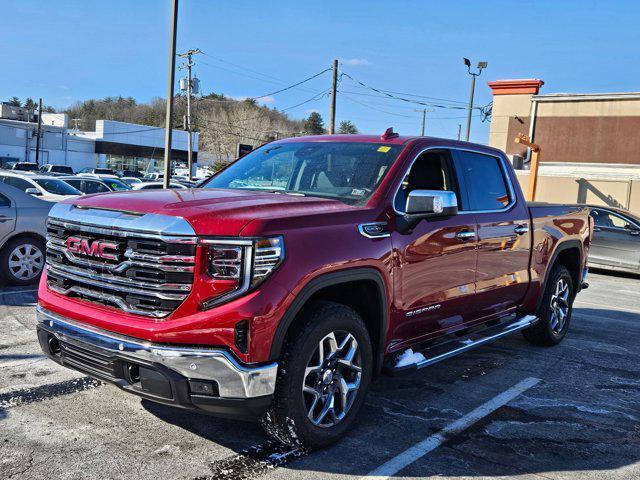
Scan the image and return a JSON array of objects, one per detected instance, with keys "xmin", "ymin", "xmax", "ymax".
[{"xmin": 66, "ymin": 236, "xmax": 119, "ymax": 261}]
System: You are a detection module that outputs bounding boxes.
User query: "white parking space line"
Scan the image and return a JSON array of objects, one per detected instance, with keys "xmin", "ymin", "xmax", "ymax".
[{"xmin": 361, "ymin": 377, "xmax": 540, "ymax": 480}]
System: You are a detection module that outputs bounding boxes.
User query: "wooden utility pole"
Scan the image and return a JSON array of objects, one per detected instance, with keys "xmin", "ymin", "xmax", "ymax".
[
  {"xmin": 329, "ymin": 59, "xmax": 338, "ymax": 134},
  {"xmin": 515, "ymin": 133, "xmax": 541, "ymax": 201},
  {"xmin": 162, "ymin": 0, "xmax": 179, "ymax": 189},
  {"xmin": 178, "ymin": 48, "xmax": 201, "ymax": 181},
  {"xmin": 34, "ymin": 98, "xmax": 43, "ymax": 165}
]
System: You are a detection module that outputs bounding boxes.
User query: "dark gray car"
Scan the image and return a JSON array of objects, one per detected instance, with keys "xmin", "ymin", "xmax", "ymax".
[
  {"xmin": 0, "ymin": 182, "xmax": 52, "ymax": 285},
  {"xmin": 588, "ymin": 206, "xmax": 640, "ymax": 274}
]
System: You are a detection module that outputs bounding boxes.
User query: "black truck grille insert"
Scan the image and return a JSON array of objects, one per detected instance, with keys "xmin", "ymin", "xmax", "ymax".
[{"xmin": 45, "ymin": 219, "xmax": 196, "ymax": 318}]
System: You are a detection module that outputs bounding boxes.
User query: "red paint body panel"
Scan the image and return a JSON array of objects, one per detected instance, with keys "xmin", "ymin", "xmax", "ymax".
[{"xmin": 38, "ymin": 134, "xmax": 590, "ymax": 365}]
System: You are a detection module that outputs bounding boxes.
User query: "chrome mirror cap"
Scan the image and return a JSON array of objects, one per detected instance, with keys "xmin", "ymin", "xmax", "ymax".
[{"xmin": 405, "ymin": 190, "xmax": 458, "ymax": 217}]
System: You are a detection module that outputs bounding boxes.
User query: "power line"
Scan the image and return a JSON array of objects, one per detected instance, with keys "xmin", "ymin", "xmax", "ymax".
[
  {"xmin": 340, "ymin": 92, "xmax": 415, "ymax": 118},
  {"xmin": 341, "ymin": 71, "xmax": 478, "ymax": 111},
  {"xmin": 252, "ymin": 68, "xmax": 332, "ymax": 100},
  {"xmin": 346, "ymin": 84, "xmax": 468, "ymax": 105}
]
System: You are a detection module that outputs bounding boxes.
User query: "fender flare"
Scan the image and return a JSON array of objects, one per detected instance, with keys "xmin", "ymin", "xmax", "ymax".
[
  {"xmin": 535, "ymin": 239, "xmax": 583, "ymax": 312},
  {"xmin": 268, "ymin": 268, "xmax": 389, "ymax": 373}
]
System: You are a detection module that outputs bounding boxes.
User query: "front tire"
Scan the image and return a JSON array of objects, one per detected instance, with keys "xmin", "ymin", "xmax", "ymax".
[
  {"xmin": 0, "ymin": 236, "xmax": 46, "ymax": 286},
  {"xmin": 523, "ymin": 264, "xmax": 574, "ymax": 346},
  {"xmin": 260, "ymin": 301, "xmax": 372, "ymax": 449}
]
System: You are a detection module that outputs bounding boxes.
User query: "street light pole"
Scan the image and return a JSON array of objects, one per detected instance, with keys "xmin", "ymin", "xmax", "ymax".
[
  {"xmin": 162, "ymin": 0, "xmax": 179, "ymax": 189},
  {"xmin": 463, "ymin": 58, "xmax": 487, "ymax": 142}
]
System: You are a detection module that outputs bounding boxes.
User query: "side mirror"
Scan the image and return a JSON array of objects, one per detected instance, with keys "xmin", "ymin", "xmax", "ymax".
[
  {"xmin": 626, "ymin": 224, "xmax": 640, "ymax": 236},
  {"xmin": 25, "ymin": 187, "xmax": 42, "ymax": 196},
  {"xmin": 397, "ymin": 190, "xmax": 458, "ymax": 234},
  {"xmin": 405, "ymin": 190, "xmax": 459, "ymax": 217}
]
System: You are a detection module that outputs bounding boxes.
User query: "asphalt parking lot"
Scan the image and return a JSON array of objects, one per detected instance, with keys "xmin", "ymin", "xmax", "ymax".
[{"xmin": 1, "ymin": 271, "xmax": 639, "ymax": 480}]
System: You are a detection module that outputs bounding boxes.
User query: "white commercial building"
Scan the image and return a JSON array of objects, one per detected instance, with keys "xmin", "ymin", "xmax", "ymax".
[{"xmin": 0, "ymin": 114, "xmax": 198, "ymax": 174}]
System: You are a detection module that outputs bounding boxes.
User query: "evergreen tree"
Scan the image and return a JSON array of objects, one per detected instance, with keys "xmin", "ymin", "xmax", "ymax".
[
  {"xmin": 338, "ymin": 120, "xmax": 358, "ymax": 134},
  {"xmin": 23, "ymin": 98, "xmax": 36, "ymax": 111},
  {"xmin": 304, "ymin": 112, "xmax": 325, "ymax": 135},
  {"xmin": 8, "ymin": 96, "xmax": 21, "ymax": 107}
]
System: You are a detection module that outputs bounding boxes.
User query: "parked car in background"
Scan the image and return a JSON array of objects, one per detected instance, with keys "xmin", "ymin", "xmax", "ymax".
[
  {"xmin": 588, "ymin": 206, "xmax": 640, "ymax": 274},
  {"xmin": 61, "ymin": 176, "xmax": 132, "ymax": 195},
  {"xmin": 2, "ymin": 162, "xmax": 40, "ymax": 173},
  {"xmin": 79, "ymin": 167, "xmax": 117, "ymax": 176},
  {"xmin": 39, "ymin": 164, "xmax": 74, "ymax": 176},
  {"xmin": 131, "ymin": 181, "xmax": 187, "ymax": 190},
  {"xmin": 120, "ymin": 177, "xmax": 143, "ymax": 186},
  {"xmin": 117, "ymin": 170, "xmax": 144, "ymax": 178},
  {"xmin": 0, "ymin": 182, "xmax": 51, "ymax": 285},
  {"xmin": 0, "ymin": 173, "xmax": 81, "ymax": 201}
]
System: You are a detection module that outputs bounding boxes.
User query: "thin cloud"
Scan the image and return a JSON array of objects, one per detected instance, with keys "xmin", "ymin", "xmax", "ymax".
[{"xmin": 340, "ymin": 58, "xmax": 371, "ymax": 66}]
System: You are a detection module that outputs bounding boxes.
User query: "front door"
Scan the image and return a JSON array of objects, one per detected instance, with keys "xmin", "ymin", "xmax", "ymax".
[
  {"xmin": 589, "ymin": 208, "xmax": 640, "ymax": 271},
  {"xmin": 391, "ymin": 149, "xmax": 478, "ymax": 346},
  {"xmin": 454, "ymin": 150, "xmax": 532, "ymax": 323}
]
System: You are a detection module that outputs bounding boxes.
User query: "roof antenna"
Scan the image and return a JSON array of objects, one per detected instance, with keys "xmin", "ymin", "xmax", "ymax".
[{"xmin": 381, "ymin": 127, "xmax": 399, "ymax": 140}]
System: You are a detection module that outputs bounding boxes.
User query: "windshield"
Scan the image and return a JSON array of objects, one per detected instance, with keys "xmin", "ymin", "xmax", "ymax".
[
  {"xmin": 15, "ymin": 163, "xmax": 39, "ymax": 171},
  {"xmin": 34, "ymin": 178, "xmax": 81, "ymax": 195},
  {"xmin": 102, "ymin": 178, "xmax": 132, "ymax": 191},
  {"xmin": 202, "ymin": 142, "xmax": 401, "ymax": 204},
  {"xmin": 94, "ymin": 168, "xmax": 114, "ymax": 175}
]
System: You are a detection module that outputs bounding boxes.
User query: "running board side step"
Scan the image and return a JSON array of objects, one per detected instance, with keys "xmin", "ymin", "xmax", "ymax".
[{"xmin": 385, "ymin": 315, "xmax": 538, "ymax": 376}]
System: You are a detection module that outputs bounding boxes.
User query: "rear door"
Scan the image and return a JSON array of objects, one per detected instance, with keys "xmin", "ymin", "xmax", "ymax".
[
  {"xmin": 454, "ymin": 150, "xmax": 532, "ymax": 323},
  {"xmin": 0, "ymin": 191, "xmax": 17, "ymax": 245},
  {"xmin": 391, "ymin": 148, "xmax": 478, "ymax": 344},
  {"xmin": 589, "ymin": 208, "xmax": 640, "ymax": 271}
]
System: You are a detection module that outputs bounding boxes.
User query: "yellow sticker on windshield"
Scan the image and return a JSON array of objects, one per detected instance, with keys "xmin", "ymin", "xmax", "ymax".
[{"xmin": 377, "ymin": 146, "xmax": 391, "ymax": 153}]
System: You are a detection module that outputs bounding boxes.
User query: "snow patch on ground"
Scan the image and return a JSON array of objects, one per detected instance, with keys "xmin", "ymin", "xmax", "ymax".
[{"xmin": 395, "ymin": 349, "xmax": 426, "ymax": 368}]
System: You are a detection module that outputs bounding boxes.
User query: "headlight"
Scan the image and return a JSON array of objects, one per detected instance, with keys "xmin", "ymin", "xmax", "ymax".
[{"xmin": 200, "ymin": 236, "xmax": 284, "ymax": 310}]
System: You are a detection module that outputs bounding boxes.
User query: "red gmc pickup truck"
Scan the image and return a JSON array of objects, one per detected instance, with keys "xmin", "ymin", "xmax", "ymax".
[{"xmin": 37, "ymin": 132, "xmax": 591, "ymax": 448}]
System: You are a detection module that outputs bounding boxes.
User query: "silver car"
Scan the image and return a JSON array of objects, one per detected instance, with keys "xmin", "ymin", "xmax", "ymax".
[
  {"xmin": 588, "ymin": 206, "xmax": 640, "ymax": 274},
  {"xmin": 0, "ymin": 182, "xmax": 52, "ymax": 285}
]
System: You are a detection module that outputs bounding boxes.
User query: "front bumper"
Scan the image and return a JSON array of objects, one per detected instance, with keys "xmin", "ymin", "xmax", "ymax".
[{"xmin": 36, "ymin": 305, "xmax": 277, "ymax": 420}]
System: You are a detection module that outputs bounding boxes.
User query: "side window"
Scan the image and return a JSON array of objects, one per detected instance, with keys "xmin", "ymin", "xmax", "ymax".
[
  {"xmin": 457, "ymin": 152, "xmax": 511, "ymax": 211},
  {"xmin": 6, "ymin": 176, "xmax": 33, "ymax": 192},
  {"xmin": 395, "ymin": 150, "xmax": 458, "ymax": 212},
  {"xmin": 0, "ymin": 193, "xmax": 10, "ymax": 207},
  {"xmin": 591, "ymin": 209, "xmax": 632, "ymax": 230},
  {"xmin": 65, "ymin": 179, "xmax": 82, "ymax": 190},
  {"xmin": 84, "ymin": 181, "xmax": 109, "ymax": 194}
]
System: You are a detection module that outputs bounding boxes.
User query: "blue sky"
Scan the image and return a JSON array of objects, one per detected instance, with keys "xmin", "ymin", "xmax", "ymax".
[{"xmin": 1, "ymin": 0, "xmax": 639, "ymax": 143}]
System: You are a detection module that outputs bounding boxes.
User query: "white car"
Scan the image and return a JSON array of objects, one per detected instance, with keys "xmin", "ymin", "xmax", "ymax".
[
  {"xmin": 121, "ymin": 177, "xmax": 143, "ymax": 186},
  {"xmin": 77, "ymin": 173, "xmax": 120, "ymax": 180},
  {"xmin": 131, "ymin": 181, "xmax": 187, "ymax": 190},
  {"xmin": 0, "ymin": 173, "xmax": 81, "ymax": 201}
]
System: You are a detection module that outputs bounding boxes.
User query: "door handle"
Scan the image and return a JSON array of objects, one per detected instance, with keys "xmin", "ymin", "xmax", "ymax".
[
  {"xmin": 514, "ymin": 224, "xmax": 529, "ymax": 235},
  {"xmin": 456, "ymin": 230, "xmax": 476, "ymax": 241}
]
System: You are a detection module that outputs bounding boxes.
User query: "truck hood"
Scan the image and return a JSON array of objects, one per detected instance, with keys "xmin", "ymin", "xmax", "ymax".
[{"xmin": 65, "ymin": 188, "xmax": 353, "ymax": 236}]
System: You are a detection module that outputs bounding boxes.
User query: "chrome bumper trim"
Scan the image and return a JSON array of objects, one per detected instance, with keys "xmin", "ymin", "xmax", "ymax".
[{"xmin": 36, "ymin": 305, "xmax": 278, "ymax": 399}]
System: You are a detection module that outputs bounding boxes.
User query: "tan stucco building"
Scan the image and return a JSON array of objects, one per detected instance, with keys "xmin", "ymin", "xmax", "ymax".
[{"xmin": 487, "ymin": 79, "xmax": 640, "ymax": 214}]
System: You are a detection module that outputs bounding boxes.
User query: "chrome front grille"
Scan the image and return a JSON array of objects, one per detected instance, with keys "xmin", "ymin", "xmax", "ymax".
[{"xmin": 45, "ymin": 210, "xmax": 197, "ymax": 318}]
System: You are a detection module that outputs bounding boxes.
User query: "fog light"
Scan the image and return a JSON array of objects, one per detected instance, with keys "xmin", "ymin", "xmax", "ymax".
[{"xmin": 189, "ymin": 380, "xmax": 219, "ymax": 397}]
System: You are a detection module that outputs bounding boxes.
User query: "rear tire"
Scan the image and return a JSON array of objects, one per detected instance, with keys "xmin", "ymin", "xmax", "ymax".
[
  {"xmin": 260, "ymin": 301, "xmax": 372, "ymax": 449},
  {"xmin": 523, "ymin": 264, "xmax": 574, "ymax": 346},
  {"xmin": 0, "ymin": 236, "xmax": 46, "ymax": 286}
]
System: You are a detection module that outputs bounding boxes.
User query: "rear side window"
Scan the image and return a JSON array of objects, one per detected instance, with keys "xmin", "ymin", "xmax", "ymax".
[
  {"xmin": 6, "ymin": 176, "xmax": 33, "ymax": 192},
  {"xmin": 457, "ymin": 152, "xmax": 511, "ymax": 211},
  {"xmin": 0, "ymin": 193, "xmax": 10, "ymax": 207}
]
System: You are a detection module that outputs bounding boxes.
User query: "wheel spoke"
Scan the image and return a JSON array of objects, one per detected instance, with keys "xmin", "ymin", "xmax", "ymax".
[{"xmin": 325, "ymin": 332, "xmax": 339, "ymax": 358}]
